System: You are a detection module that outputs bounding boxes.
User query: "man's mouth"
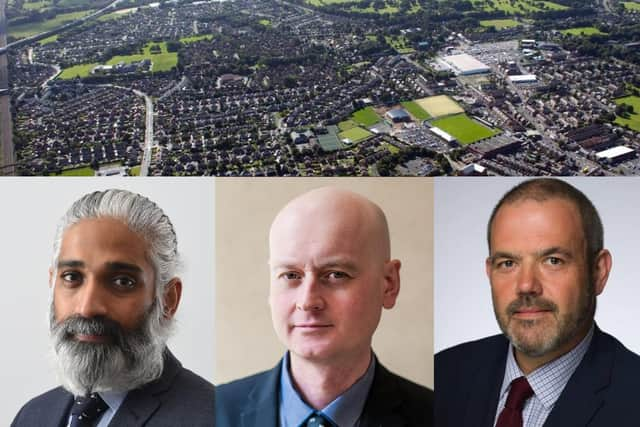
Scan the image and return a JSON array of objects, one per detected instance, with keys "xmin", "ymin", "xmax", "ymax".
[
  {"xmin": 72, "ymin": 333, "xmax": 112, "ymax": 343},
  {"xmin": 512, "ymin": 308, "xmax": 552, "ymax": 319}
]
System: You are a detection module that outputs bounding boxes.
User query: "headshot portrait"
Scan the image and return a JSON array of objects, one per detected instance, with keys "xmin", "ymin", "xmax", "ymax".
[
  {"xmin": 434, "ymin": 177, "xmax": 640, "ymax": 427},
  {"xmin": 214, "ymin": 177, "xmax": 434, "ymax": 426},
  {"xmin": 1, "ymin": 178, "xmax": 215, "ymax": 426}
]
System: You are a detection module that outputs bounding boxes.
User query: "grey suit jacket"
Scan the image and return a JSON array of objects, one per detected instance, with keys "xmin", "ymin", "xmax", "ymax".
[
  {"xmin": 11, "ymin": 349, "xmax": 215, "ymax": 427},
  {"xmin": 216, "ymin": 357, "xmax": 434, "ymax": 427}
]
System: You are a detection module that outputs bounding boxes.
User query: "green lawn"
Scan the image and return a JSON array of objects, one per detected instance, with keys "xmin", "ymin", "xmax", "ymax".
[
  {"xmin": 38, "ymin": 34, "xmax": 58, "ymax": 45},
  {"xmin": 479, "ymin": 18, "xmax": 520, "ymax": 29},
  {"xmin": 59, "ymin": 41, "xmax": 177, "ymax": 79},
  {"xmin": 98, "ymin": 8, "xmax": 137, "ymax": 21},
  {"xmin": 338, "ymin": 120, "xmax": 358, "ymax": 131},
  {"xmin": 352, "ymin": 107, "xmax": 381, "ymax": 126},
  {"xmin": 22, "ymin": 0, "xmax": 52, "ymax": 11},
  {"xmin": 9, "ymin": 10, "xmax": 93, "ymax": 39},
  {"xmin": 258, "ymin": 19, "xmax": 272, "ymax": 27},
  {"xmin": 477, "ymin": 0, "xmax": 568, "ymax": 14},
  {"xmin": 338, "ymin": 127, "xmax": 373, "ymax": 144},
  {"xmin": 180, "ymin": 34, "xmax": 214, "ymax": 43},
  {"xmin": 431, "ymin": 113, "xmax": 500, "ymax": 145},
  {"xmin": 401, "ymin": 101, "xmax": 431, "ymax": 120},
  {"xmin": 384, "ymin": 143, "xmax": 400, "ymax": 154},
  {"xmin": 58, "ymin": 62, "xmax": 100, "ymax": 79},
  {"xmin": 385, "ymin": 35, "xmax": 415, "ymax": 53},
  {"xmin": 614, "ymin": 96, "xmax": 640, "ymax": 132},
  {"xmin": 561, "ymin": 27, "xmax": 606, "ymax": 36},
  {"xmin": 351, "ymin": 3, "xmax": 399, "ymax": 13},
  {"xmin": 623, "ymin": 1, "xmax": 640, "ymax": 10},
  {"xmin": 59, "ymin": 166, "xmax": 95, "ymax": 176}
]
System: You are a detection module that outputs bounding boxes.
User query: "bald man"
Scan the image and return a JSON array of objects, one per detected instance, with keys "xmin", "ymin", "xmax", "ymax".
[{"xmin": 216, "ymin": 187, "xmax": 434, "ymax": 427}]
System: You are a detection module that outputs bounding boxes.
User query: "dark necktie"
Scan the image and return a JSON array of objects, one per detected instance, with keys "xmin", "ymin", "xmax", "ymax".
[
  {"xmin": 495, "ymin": 376, "xmax": 534, "ymax": 427},
  {"xmin": 69, "ymin": 393, "xmax": 109, "ymax": 427},
  {"xmin": 303, "ymin": 412, "xmax": 336, "ymax": 427}
]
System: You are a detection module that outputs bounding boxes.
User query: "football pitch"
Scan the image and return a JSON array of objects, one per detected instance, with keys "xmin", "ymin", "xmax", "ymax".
[
  {"xmin": 431, "ymin": 114, "xmax": 500, "ymax": 145},
  {"xmin": 415, "ymin": 95, "xmax": 464, "ymax": 118}
]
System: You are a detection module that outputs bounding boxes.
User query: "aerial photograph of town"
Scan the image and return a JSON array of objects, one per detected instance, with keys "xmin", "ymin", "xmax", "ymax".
[{"xmin": 0, "ymin": 0, "xmax": 638, "ymax": 176}]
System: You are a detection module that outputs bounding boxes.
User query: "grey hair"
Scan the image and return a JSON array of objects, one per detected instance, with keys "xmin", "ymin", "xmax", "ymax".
[{"xmin": 51, "ymin": 189, "xmax": 180, "ymax": 313}]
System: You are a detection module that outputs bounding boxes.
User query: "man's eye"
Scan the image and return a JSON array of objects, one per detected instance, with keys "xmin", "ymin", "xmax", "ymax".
[
  {"xmin": 545, "ymin": 257, "xmax": 563, "ymax": 266},
  {"xmin": 61, "ymin": 271, "xmax": 81, "ymax": 284},
  {"xmin": 327, "ymin": 271, "xmax": 349, "ymax": 280},
  {"xmin": 113, "ymin": 276, "xmax": 136, "ymax": 289},
  {"xmin": 496, "ymin": 260, "xmax": 515, "ymax": 269},
  {"xmin": 281, "ymin": 272, "xmax": 301, "ymax": 280}
]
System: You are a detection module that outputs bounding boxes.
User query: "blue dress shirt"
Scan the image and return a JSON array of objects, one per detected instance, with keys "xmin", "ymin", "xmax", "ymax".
[{"xmin": 278, "ymin": 352, "xmax": 376, "ymax": 427}]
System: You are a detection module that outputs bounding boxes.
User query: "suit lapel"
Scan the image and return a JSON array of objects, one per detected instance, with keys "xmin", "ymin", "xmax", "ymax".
[
  {"xmin": 49, "ymin": 389, "xmax": 74, "ymax": 427},
  {"xmin": 108, "ymin": 349, "xmax": 181, "ymax": 426},
  {"xmin": 463, "ymin": 336, "xmax": 509, "ymax": 427},
  {"xmin": 240, "ymin": 363, "xmax": 280, "ymax": 427},
  {"xmin": 358, "ymin": 361, "xmax": 409, "ymax": 427},
  {"xmin": 542, "ymin": 327, "xmax": 611, "ymax": 427}
]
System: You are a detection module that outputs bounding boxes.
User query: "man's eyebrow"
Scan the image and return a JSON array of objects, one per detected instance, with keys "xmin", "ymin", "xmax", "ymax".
[
  {"xmin": 57, "ymin": 260, "xmax": 85, "ymax": 269},
  {"xmin": 537, "ymin": 247, "xmax": 574, "ymax": 259},
  {"xmin": 488, "ymin": 251, "xmax": 520, "ymax": 263},
  {"xmin": 105, "ymin": 262, "xmax": 144, "ymax": 274}
]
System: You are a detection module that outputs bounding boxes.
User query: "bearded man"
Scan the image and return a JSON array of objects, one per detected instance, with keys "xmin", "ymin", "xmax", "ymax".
[
  {"xmin": 11, "ymin": 189, "xmax": 215, "ymax": 427},
  {"xmin": 435, "ymin": 178, "xmax": 640, "ymax": 427}
]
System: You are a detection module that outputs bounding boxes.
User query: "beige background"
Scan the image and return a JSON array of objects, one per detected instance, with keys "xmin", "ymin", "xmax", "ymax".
[{"xmin": 215, "ymin": 177, "xmax": 433, "ymax": 388}]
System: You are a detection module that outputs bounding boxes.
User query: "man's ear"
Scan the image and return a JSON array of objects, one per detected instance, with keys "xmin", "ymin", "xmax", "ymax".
[
  {"xmin": 162, "ymin": 278, "xmax": 183, "ymax": 318},
  {"xmin": 382, "ymin": 260, "xmax": 401, "ymax": 309},
  {"xmin": 49, "ymin": 267, "xmax": 54, "ymax": 289},
  {"xmin": 593, "ymin": 249, "xmax": 612, "ymax": 296}
]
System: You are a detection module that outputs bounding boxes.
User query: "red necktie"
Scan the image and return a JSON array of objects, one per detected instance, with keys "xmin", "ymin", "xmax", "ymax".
[{"xmin": 495, "ymin": 376, "xmax": 534, "ymax": 427}]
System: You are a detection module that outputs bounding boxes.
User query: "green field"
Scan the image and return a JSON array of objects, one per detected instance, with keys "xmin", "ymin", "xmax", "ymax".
[
  {"xmin": 58, "ymin": 62, "xmax": 100, "ymax": 79},
  {"xmin": 258, "ymin": 19, "xmax": 272, "ymax": 26},
  {"xmin": 180, "ymin": 34, "xmax": 214, "ymax": 43},
  {"xmin": 479, "ymin": 18, "xmax": 520, "ymax": 29},
  {"xmin": 623, "ymin": 1, "xmax": 640, "ymax": 10},
  {"xmin": 401, "ymin": 101, "xmax": 431, "ymax": 120},
  {"xmin": 59, "ymin": 166, "xmax": 95, "ymax": 176},
  {"xmin": 98, "ymin": 8, "xmax": 137, "ymax": 21},
  {"xmin": 352, "ymin": 107, "xmax": 381, "ymax": 126},
  {"xmin": 475, "ymin": 0, "xmax": 568, "ymax": 14},
  {"xmin": 38, "ymin": 34, "xmax": 58, "ymax": 45},
  {"xmin": 59, "ymin": 41, "xmax": 177, "ymax": 79},
  {"xmin": 352, "ymin": 3, "xmax": 399, "ymax": 13},
  {"xmin": 22, "ymin": 0, "xmax": 52, "ymax": 11},
  {"xmin": 561, "ymin": 27, "xmax": 606, "ymax": 36},
  {"xmin": 338, "ymin": 127, "xmax": 373, "ymax": 144},
  {"xmin": 385, "ymin": 35, "xmax": 414, "ymax": 53},
  {"xmin": 338, "ymin": 120, "xmax": 358, "ymax": 131},
  {"xmin": 614, "ymin": 96, "xmax": 640, "ymax": 132},
  {"xmin": 431, "ymin": 113, "xmax": 500, "ymax": 144},
  {"xmin": 9, "ymin": 10, "xmax": 93, "ymax": 38}
]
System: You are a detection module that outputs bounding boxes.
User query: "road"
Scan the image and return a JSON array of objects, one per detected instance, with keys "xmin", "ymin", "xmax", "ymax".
[{"xmin": 134, "ymin": 89, "xmax": 154, "ymax": 176}]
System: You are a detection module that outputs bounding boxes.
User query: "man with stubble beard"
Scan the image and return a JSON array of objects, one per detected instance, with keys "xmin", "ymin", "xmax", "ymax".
[
  {"xmin": 436, "ymin": 178, "xmax": 640, "ymax": 427},
  {"xmin": 12, "ymin": 189, "xmax": 214, "ymax": 427}
]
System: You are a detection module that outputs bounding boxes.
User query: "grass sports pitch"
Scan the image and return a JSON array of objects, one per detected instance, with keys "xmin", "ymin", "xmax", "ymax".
[
  {"xmin": 415, "ymin": 95, "xmax": 464, "ymax": 118},
  {"xmin": 431, "ymin": 114, "xmax": 500, "ymax": 145}
]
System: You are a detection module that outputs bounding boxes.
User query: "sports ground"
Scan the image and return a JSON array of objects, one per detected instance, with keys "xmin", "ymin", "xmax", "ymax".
[
  {"xmin": 431, "ymin": 114, "xmax": 500, "ymax": 145},
  {"xmin": 414, "ymin": 95, "xmax": 464, "ymax": 118}
]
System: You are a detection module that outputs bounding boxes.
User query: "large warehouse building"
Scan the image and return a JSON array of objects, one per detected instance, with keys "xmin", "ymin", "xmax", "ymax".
[{"xmin": 442, "ymin": 53, "xmax": 490, "ymax": 76}]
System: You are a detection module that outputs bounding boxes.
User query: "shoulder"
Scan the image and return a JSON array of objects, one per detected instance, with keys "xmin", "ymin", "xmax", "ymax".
[
  {"xmin": 216, "ymin": 367, "xmax": 279, "ymax": 403},
  {"xmin": 376, "ymin": 363, "xmax": 433, "ymax": 406},
  {"xmin": 171, "ymin": 365, "xmax": 216, "ymax": 398},
  {"xmin": 436, "ymin": 334, "xmax": 507, "ymax": 369},
  {"xmin": 595, "ymin": 329, "xmax": 640, "ymax": 377},
  {"xmin": 11, "ymin": 387, "xmax": 70, "ymax": 427}
]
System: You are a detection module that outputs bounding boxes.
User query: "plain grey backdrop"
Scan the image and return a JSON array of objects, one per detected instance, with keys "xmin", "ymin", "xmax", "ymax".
[
  {"xmin": 435, "ymin": 177, "xmax": 640, "ymax": 355},
  {"xmin": 0, "ymin": 178, "xmax": 215, "ymax": 425}
]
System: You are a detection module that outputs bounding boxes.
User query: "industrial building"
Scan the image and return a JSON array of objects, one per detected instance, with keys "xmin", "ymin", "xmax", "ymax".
[{"xmin": 442, "ymin": 54, "xmax": 490, "ymax": 76}]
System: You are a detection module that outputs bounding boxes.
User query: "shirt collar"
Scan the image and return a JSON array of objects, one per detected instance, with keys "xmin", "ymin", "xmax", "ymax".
[
  {"xmin": 97, "ymin": 390, "xmax": 128, "ymax": 414},
  {"xmin": 500, "ymin": 324, "xmax": 594, "ymax": 410},
  {"xmin": 279, "ymin": 352, "xmax": 376, "ymax": 427}
]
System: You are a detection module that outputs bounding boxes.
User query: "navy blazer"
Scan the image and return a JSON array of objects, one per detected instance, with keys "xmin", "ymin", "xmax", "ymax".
[
  {"xmin": 435, "ymin": 326, "xmax": 640, "ymax": 427},
  {"xmin": 216, "ymin": 357, "xmax": 434, "ymax": 427},
  {"xmin": 11, "ymin": 349, "xmax": 215, "ymax": 427}
]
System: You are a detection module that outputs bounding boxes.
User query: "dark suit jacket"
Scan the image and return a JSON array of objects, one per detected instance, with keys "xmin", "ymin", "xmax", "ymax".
[
  {"xmin": 11, "ymin": 349, "xmax": 215, "ymax": 427},
  {"xmin": 216, "ymin": 357, "xmax": 434, "ymax": 427},
  {"xmin": 435, "ymin": 326, "xmax": 640, "ymax": 427}
]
